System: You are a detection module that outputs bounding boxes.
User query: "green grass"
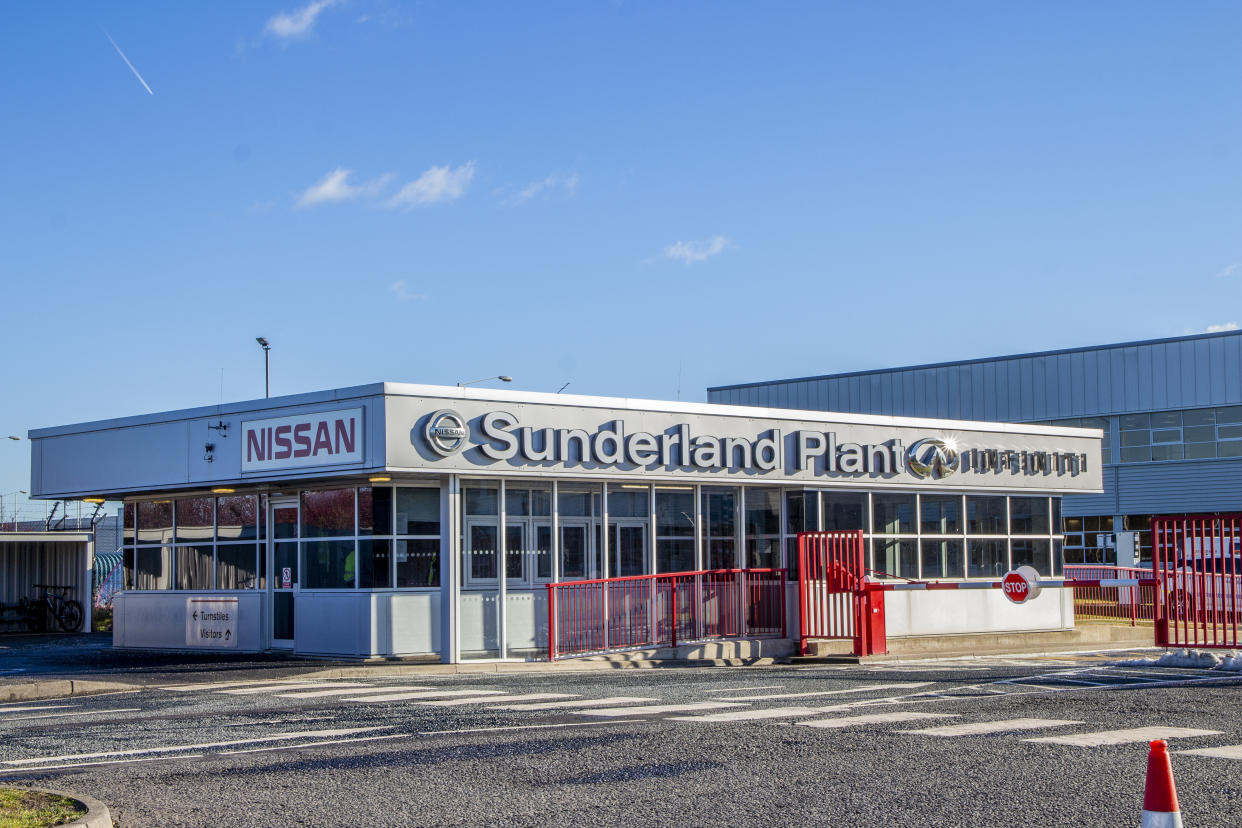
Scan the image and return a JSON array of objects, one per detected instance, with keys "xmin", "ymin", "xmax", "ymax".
[
  {"xmin": 91, "ymin": 607, "xmax": 112, "ymax": 633},
  {"xmin": 0, "ymin": 788, "xmax": 86, "ymax": 828}
]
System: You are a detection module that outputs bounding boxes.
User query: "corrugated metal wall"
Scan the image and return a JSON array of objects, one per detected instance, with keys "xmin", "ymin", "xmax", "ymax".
[
  {"xmin": 707, "ymin": 332, "xmax": 1242, "ymax": 518},
  {"xmin": 0, "ymin": 540, "xmax": 89, "ymax": 629},
  {"xmin": 708, "ymin": 332, "xmax": 1242, "ymax": 420}
]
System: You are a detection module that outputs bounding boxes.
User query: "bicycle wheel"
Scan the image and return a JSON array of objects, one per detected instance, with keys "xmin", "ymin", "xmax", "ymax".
[{"xmin": 57, "ymin": 600, "xmax": 84, "ymax": 633}]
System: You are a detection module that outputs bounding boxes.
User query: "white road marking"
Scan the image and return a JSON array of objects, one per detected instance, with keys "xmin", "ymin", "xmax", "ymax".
[
  {"xmin": 703, "ymin": 685, "xmax": 785, "ymax": 693},
  {"xmin": 220, "ymin": 734, "xmax": 409, "ymax": 755},
  {"xmin": 419, "ymin": 721, "xmax": 633, "ymax": 736},
  {"xmin": 578, "ymin": 702, "xmax": 748, "ymax": 717},
  {"xmin": 1177, "ymin": 745, "xmax": 1242, "ymax": 760},
  {"xmin": 162, "ymin": 678, "xmax": 320, "ymax": 692},
  {"xmin": 4, "ymin": 726, "xmax": 387, "ymax": 765},
  {"xmin": 219, "ymin": 682, "xmax": 372, "ymax": 695},
  {"xmin": 671, "ymin": 706, "xmax": 827, "ymax": 722},
  {"xmin": 899, "ymin": 718, "xmax": 1084, "ymax": 737},
  {"xmin": 490, "ymin": 696, "xmax": 658, "ymax": 711},
  {"xmin": 277, "ymin": 686, "xmax": 430, "ymax": 699},
  {"xmin": 798, "ymin": 712, "xmax": 957, "ymax": 729},
  {"xmin": 1026, "ymin": 727, "xmax": 1222, "ymax": 747},
  {"xmin": 415, "ymin": 693, "xmax": 578, "ymax": 707},
  {"xmin": 6, "ymin": 708, "xmax": 142, "ymax": 723},
  {"xmin": 342, "ymin": 689, "xmax": 507, "ymax": 703},
  {"xmin": 720, "ymin": 682, "xmax": 931, "ymax": 702},
  {"xmin": 0, "ymin": 754, "xmax": 204, "ymax": 775},
  {"xmin": 0, "ymin": 705, "xmax": 76, "ymax": 714}
]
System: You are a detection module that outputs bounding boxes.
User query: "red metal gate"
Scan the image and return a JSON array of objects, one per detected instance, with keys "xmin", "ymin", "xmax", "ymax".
[
  {"xmin": 1153, "ymin": 514, "xmax": 1242, "ymax": 649},
  {"xmin": 797, "ymin": 531, "xmax": 882, "ymax": 656}
]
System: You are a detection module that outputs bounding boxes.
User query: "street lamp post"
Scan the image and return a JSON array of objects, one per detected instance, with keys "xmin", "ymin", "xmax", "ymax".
[
  {"xmin": 457, "ymin": 375, "xmax": 513, "ymax": 388},
  {"xmin": 256, "ymin": 337, "xmax": 271, "ymax": 398},
  {"xmin": 0, "ymin": 490, "xmax": 27, "ymax": 529}
]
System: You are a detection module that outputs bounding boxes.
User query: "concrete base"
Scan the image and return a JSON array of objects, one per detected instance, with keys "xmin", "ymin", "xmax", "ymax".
[{"xmin": 800, "ymin": 623, "xmax": 1156, "ymax": 662}]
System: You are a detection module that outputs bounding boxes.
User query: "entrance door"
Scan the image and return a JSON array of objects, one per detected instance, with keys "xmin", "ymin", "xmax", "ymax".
[
  {"xmin": 559, "ymin": 522, "xmax": 591, "ymax": 581},
  {"xmin": 269, "ymin": 500, "xmax": 299, "ymax": 649},
  {"xmin": 610, "ymin": 521, "xmax": 648, "ymax": 578}
]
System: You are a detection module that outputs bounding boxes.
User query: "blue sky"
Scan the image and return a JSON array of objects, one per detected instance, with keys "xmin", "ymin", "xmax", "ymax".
[{"xmin": 1, "ymin": 2, "xmax": 1239, "ymax": 519}]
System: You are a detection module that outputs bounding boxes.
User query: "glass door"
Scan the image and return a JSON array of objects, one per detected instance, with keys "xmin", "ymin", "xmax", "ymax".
[
  {"xmin": 559, "ymin": 522, "xmax": 591, "ymax": 581},
  {"xmin": 269, "ymin": 500, "xmax": 298, "ymax": 648}
]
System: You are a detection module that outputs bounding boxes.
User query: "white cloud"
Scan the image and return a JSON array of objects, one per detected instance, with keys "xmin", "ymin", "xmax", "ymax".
[
  {"xmin": 266, "ymin": 0, "xmax": 339, "ymax": 39},
  {"xmin": 1206, "ymin": 322, "xmax": 1239, "ymax": 333},
  {"xmin": 1215, "ymin": 263, "xmax": 1239, "ymax": 279},
  {"xmin": 391, "ymin": 280, "xmax": 425, "ymax": 303},
  {"xmin": 388, "ymin": 162, "xmax": 475, "ymax": 208},
  {"xmin": 664, "ymin": 235, "xmax": 730, "ymax": 264},
  {"xmin": 296, "ymin": 168, "xmax": 392, "ymax": 208},
  {"xmin": 508, "ymin": 172, "xmax": 579, "ymax": 205}
]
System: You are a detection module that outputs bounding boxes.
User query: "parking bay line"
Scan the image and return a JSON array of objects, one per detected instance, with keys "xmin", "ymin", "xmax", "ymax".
[
  {"xmin": 720, "ymin": 682, "xmax": 931, "ymax": 702},
  {"xmin": 798, "ymin": 712, "xmax": 957, "ymax": 729},
  {"xmin": 342, "ymin": 689, "xmax": 508, "ymax": 703},
  {"xmin": 1026, "ymin": 727, "xmax": 1222, "ymax": 747},
  {"xmin": 3, "ymin": 726, "xmax": 388, "ymax": 765},
  {"xmin": 899, "ymin": 718, "xmax": 1084, "ymax": 737}
]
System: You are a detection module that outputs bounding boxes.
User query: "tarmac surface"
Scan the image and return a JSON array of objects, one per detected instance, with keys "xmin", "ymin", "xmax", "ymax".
[{"xmin": 1, "ymin": 638, "xmax": 1241, "ymax": 826}]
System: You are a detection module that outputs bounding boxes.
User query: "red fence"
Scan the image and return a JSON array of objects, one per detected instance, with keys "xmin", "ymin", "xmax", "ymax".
[
  {"xmin": 1063, "ymin": 565, "xmax": 1156, "ymax": 625},
  {"xmin": 797, "ymin": 531, "xmax": 877, "ymax": 655},
  {"xmin": 547, "ymin": 568, "xmax": 786, "ymax": 660},
  {"xmin": 1154, "ymin": 514, "xmax": 1242, "ymax": 649}
]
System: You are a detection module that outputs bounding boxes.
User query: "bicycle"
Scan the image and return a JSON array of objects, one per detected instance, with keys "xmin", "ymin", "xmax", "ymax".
[{"xmin": 28, "ymin": 584, "xmax": 84, "ymax": 633}]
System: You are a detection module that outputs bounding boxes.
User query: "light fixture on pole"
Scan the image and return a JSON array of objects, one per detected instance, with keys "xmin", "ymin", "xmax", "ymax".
[
  {"xmin": 457, "ymin": 375, "xmax": 513, "ymax": 388},
  {"xmin": 256, "ymin": 337, "xmax": 271, "ymax": 398},
  {"xmin": 6, "ymin": 436, "xmax": 18, "ymax": 441},
  {"xmin": 0, "ymin": 489, "xmax": 26, "ymax": 527}
]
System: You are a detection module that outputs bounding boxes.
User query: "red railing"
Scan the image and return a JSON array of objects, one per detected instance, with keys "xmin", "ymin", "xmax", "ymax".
[
  {"xmin": 546, "ymin": 568, "xmax": 786, "ymax": 660},
  {"xmin": 1063, "ymin": 565, "xmax": 1156, "ymax": 625},
  {"xmin": 1154, "ymin": 514, "xmax": 1242, "ymax": 649},
  {"xmin": 797, "ymin": 531, "xmax": 877, "ymax": 655}
]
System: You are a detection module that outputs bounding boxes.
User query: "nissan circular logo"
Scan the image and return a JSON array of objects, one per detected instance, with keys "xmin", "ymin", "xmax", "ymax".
[
  {"xmin": 425, "ymin": 409, "xmax": 468, "ymax": 457},
  {"xmin": 907, "ymin": 438, "xmax": 960, "ymax": 479}
]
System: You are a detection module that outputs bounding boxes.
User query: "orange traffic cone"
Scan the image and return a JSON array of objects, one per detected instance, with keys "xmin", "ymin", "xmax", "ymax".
[{"xmin": 1142, "ymin": 739, "xmax": 1183, "ymax": 828}]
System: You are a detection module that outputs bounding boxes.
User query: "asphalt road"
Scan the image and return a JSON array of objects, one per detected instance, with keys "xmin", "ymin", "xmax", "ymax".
[{"xmin": 2, "ymin": 651, "xmax": 1241, "ymax": 827}]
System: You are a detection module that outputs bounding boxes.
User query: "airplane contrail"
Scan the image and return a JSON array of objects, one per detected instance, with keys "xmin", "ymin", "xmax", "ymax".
[{"xmin": 103, "ymin": 31, "xmax": 154, "ymax": 95}]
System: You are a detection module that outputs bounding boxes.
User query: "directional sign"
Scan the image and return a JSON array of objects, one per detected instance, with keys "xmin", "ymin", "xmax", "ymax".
[{"xmin": 185, "ymin": 597, "xmax": 239, "ymax": 648}]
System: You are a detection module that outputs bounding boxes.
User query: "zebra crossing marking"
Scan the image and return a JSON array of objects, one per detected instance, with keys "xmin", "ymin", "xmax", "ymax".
[
  {"xmin": 899, "ymin": 718, "xmax": 1083, "ymax": 737},
  {"xmin": 162, "ymin": 678, "xmax": 320, "ymax": 692},
  {"xmin": 1176, "ymin": 745, "xmax": 1242, "ymax": 760},
  {"xmin": 719, "ymin": 682, "xmax": 930, "ymax": 702},
  {"xmin": 798, "ymin": 712, "xmax": 956, "ymax": 729},
  {"xmin": 577, "ymin": 702, "xmax": 748, "ymax": 717},
  {"xmin": 341, "ymin": 689, "xmax": 507, "ymax": 703},
  {"xmin": 1025, "ymin": 727, "xmax": 1221, "ymax": 747},
  {"xmin": 415, "ymin": 693, "xmax": 578, "ymax": 707},
  {"xmin": 670, "ymin": 706, "xmax": 827, "ymax": 722},
  {"xmin": 219, "ymin": 682, "xmax": 371, "ymax": 695},
  {"xmin": 277, "ymin": 686, "xmax": 430, "ymax": 699},
  {"xmin": 490, "ymin": 696, "xmax": 658, "ymax": 711}
]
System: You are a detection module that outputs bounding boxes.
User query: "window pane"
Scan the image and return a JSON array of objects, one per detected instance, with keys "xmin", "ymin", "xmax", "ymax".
[
  {"xmin": 123, "ymin": 503, "xmax": 136, "ymax": 545},
  {"xmin": 536, "ymin": 525, "xmax": 552, "ymax": 579},
  {"xmin": 702, "ymin": 488, "xmax": 736, "ymax": 538},
  {"xmin": 358, "ymin": 539, "xmax": 392, "ymax": 588},
  {"xmin": 822, "ymin": 492, "xmax": 866, "ymax": 531},
  {"xmin": 745, "ymin": 488, "xmax": 781, "ymax": 536},
  {"xmin": 1219, "ymin": 424, "xmax": 1242, "ymax": 440},
  {"xmin": 873, "ymin": 539, "xmax": 917, "ymax": 579},
  {"xmin": 1120, "ymin": 414, "xmax": 1150, "ymax": 429},
  {"xmin": 531, "ymin": 489, "xmax": 552, "ymax": 517},
  {"xmin": 1063, "ymin": 516, "xmax": 1083, "ymax": 532},
  {"xmin": 137, "ymin": 501, "xmax": 173, "ymax": 544},
  {"xmin": 558, "ymin": 491, "xmax": 592, "ymax": 517},
  {"xmin": 1182, "ymin": 409, "xmax": 1214, "ymax": 427},
  {"xmin": 467, "ymin": 524, "xmax": 498, "ymax": 579},
  {"xmin": 1151, "ymin": 411, "xmax": 1181, "ymax": 428},
  {"xmin": 396, "ymin": 488, "xmax": 439, "ymax": 535},
  {"xmin": 1120, "ymin": 446, "xmax": 1151, "ymax": 463},
  {"xmin": 1011, "ymin": 539, "xmax": 1051, "ymax": 576},
  {"xmin": 608, "ymin": 489, "xmax": 650, "ymax": 518},
  {"xmin": 275, "ymin": 541, "xmax": 297, "ymax": 585},
  {"xmin": 135, "ymin": 546, "xmax": 173, "ymax": 589},
  {"xmin": 396, "ymin": 538, "xmax": 440, "ymax": 587},
  {"xmin": 967, "ymin": 539, "xmax": 1008, "ymax": 578},
  {"xmin": 358, "ymin": 487, "xmax": 392, "ymax": 536},
  {"xmin": 1150, "ymin": 444, "xmax": 1183, "ymax": 461},
  {"xmin": 1216, "ymin": 406, "xmax": 1242, "ymax": 424},
  {"xmin": 180, "ymin": 547, "xmax": 213, "ymax": 591},
  {"xmin": 216, "ymin": 544, "xmax": 257, "ymax": 590},
  {"xmin": 784, "ymin": 490, "xmax": 818, "ymax": 534},
  {"xmin": 273, "ymin": 507, "xmax": 297, "ymax": 540},
  {"xmin": 1185, "ymin": 442, "xmax": 1216, "ymax": 459},
  {"xmin": 174, "ymin": 498, "xmax": 214, "ymax": 543},
  {"xmin": 657, "ymin": 539, "xmax": 695, "ymax": 574},
  {"xmin": 301, "ymin": 489, "xmax": 355, "ymax": 538},
  {"xmin": 748, "ymin": 537, "xmax": 781, "ymax": 569},
  {"xmin": 560, "ymin": 525, "xmax": 588, "ymax": 579},
  {"xmin": 967, "ymin": 496, "xmax": 1006, "ymax": 534},
  {"xmin": 1151, "ymin": 429, "xmax": 1180, "ymax": 444},
  {"xmin": 506, "ymin": 489, "xmax": 529, "ymax": 517},
  {"xmin": 921, "ymin": 540, "xmax": 963, "ymax": 579},
  {"xmin": 1009, "ymin": 497, "xmax": 1049, "ymax": 535},
  {"xmin": 872, "ymin": 493, "xmax": 915, "ymax": 534},
  {"xmin": 123, "ymin": 547, "xmax": 135, "ymax": 590},
  {"xmin": 1052, "ymin": 498, "xmax": 1062, "ymax": 535},
  {"xmin": 1120, "ymin": 430, "xmax": 1150, "ymax": 447},
  {"xmin": 302, "ymin": 540, "xmax": 356, "ymax": 588},
  {"xmin": 656, "ymin": 490, "xmax": 694, "ymax": 537},
  {"xmin": 1219, "ymin": 440, "xmax": 1242, "ymax": 457},
  {"xmin": 1184, "ymin": 425, "xmax": 1216, "ymax": 443},
  {"xmin": 920, "ymin": 495, "xmax": 962, "ymax": 534},
  {"xmin": 506, "ymin": 525, "xmax": 525, "ymax": 580},
  {"xmin": 216, "ymin": 496, "xmax": 257, "ymax": 541},
  {"xmin": 1079, "ymin": 417, "xmax": 1109, "ymax": 429},
  {"xmin": 465, "ymin": 485, "xmax": 498, "ymax": 516},
  {"xmin": 708, "ymin": 538, "xmax": 736, "ymax": 570}
]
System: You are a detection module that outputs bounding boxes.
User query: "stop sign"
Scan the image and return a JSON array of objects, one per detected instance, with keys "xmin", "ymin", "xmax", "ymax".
[{"xmin": 1002, "ymin": 566, "xmax": 1041, "ymax": 604}]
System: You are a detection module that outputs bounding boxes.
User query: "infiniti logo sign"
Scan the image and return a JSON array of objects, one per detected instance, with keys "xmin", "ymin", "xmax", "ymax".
[
  {"xmin": 907, "ymin": 438, "xmax": 959, "ymax": 479},
  {"xmin": 425, "ymin": 409, "xmax": 468, "ymax": 457}
]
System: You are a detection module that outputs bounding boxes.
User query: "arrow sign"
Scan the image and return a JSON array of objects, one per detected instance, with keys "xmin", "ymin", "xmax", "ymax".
[{"xmin": 185, "ymin": 598, "xmax": 239, "ymax": 649}]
